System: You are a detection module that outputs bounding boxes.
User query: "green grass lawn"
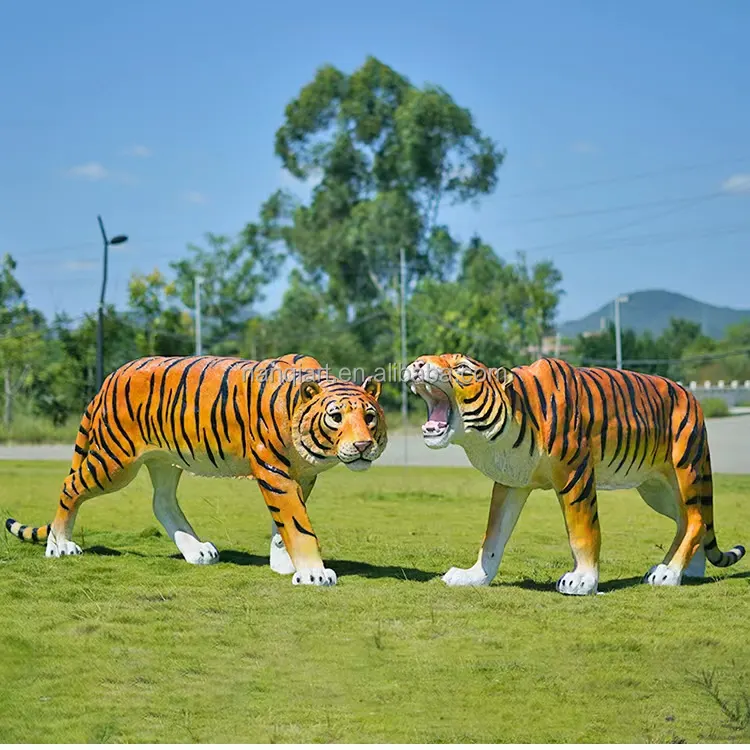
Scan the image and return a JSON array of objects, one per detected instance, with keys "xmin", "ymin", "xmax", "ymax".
[{"xmin": 1, "ymin": 463, "xmax": 749, "ymax": 743}]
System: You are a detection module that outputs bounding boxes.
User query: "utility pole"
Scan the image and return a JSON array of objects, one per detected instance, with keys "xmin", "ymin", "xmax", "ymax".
[
  {"xmin": 96, "ymin": 216, "xmax": 128, "ymax": 390},
  {"xmin": 614, "ymin": 294, "xmax": 629, "ymax": 370},
  {"xmin": 194, "ymin": 275, "xmax": 204, "ymax": 356},
  {"xmin": 399, "ymin": 246, "xmax": 408, "ymax": 466}
]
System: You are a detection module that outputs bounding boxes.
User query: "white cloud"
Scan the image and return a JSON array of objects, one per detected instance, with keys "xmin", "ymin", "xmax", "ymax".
[
  {"xmin": 67, "ymin": 162, "xmax": 108, "ymax": 181},
  {"xmin": 63, "ymin": 259, "xmax": 98, "ymax": 271},
  {"xmin": 125, "ymin": 144, "xmax": 152, "ymax": 157},
  {"xmin": 183, "ymin": 190, "xmax": 208, "ymax": 204},
  {"xmin": 721, "ymin": 174, "xmax": 750, "ymax": 194},
  {"xmin": 571, "ymin": 141, "xmax": 598, "ymax": 154}
]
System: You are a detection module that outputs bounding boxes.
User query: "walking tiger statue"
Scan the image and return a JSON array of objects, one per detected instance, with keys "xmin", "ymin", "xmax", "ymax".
[
  {"xmin": 405, "ymin": 353, "xmax": 744, "ymax": 595},
  {"xmin": 5, "ymin": 354, "xmax": 387, "ymax": 586}
]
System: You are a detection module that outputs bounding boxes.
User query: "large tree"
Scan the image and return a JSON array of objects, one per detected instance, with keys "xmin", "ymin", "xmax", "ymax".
[{"xmin": 266, "ymin": 56, "xmax": 504, "ymax": 327}]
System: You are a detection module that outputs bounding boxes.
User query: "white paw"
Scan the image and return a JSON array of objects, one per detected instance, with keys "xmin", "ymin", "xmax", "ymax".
[
  {"xmin": 556, "ymin": 569, "xmax": 598, "ymax": 596},
  {"xmin": 292, "ymin": 567, "xmax": 337, "ymax": 586},
  {"xmin": 184, "ymin": 541, "xmax": 220, "ymax": 566},
  {"xmin": 644, "ymin": 563, "xmax": 681, "ymax": 586},
  {"xmin": 442, "ymin": 565, "xmax": 491, "ymax": 587},
  {"xmin": 45, "ymin": 539, "xmax": 82, "ymax": 558}
]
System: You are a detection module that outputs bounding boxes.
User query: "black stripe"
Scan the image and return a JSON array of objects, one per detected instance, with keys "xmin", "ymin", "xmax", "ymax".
[
  {"xmin": 86, "ymin": 459, "xmax": 104, "ymax": 490},
  {"xmin": 571, "ymin": 471, "xmax": 595, "ymax": 505},
  {"xmin": 110, "ymin": 377, "xmax": 137, "ymax": 456},
  {"xmin": 74, "ymin": 444, "xmax": 86, "ymax": 456},
  {"xmin": 195, "ymin": 358, "xmax": 217, "ymax": 440},
  {"xmin": 135, "ymin": 403, "xmax": 148, "ymax": 443},
  {"xmin": 267, "ymin": 505, "xmax": 281, "ymax": 513},
  {"xmin": 533, "ymin": 376, "xmax": 547, "ymax": 421},
  {"xmin": 78, "ymin": 467, "xmax": 89, "ymax": 492},
  {"xmin": 94, "ymin": 430, "xmax": 124, "ymax": 470},
  {"xmin": 267, "ymin": 441, "xmax": 291, "ymax": 468},
  {"xmin": 175, "ymin": 359, "xmax": 202, "ymax": 461},
  {"xmin": 60, "ymin": 499, "xmax": 70, "ymax": 510},
  {"xmin": 560, "ymin": 460, "xmax": 588, "ymax": 495},
  {"xmin": 251, "ymin": 447, "xmax": 290, "ymax": 479},
  {"xmin": 232, "ymin": 385, "xmax": 247, "ymax": 457},
  {"xmin": 675, "ymin": 395, "xmax": 692, "ymax": 442},
  {"xmin": 31, "ymin": 527, "xmax": 39, "ymax": 543},
  {"xmin": 144, "ymin": 373, "xmax": 156, "ymax": 442},
  {"xmin": 257, "ymin": 477, "xmax": 285, "ymax": 494},
  {"xmin": 547, "ymin": 393, "xmax": 558, "ymax": 453},
  {"xmin": 545, "ymin": 358, "xmax": 559, "ymax": 389},
  {"xmin": 585, "ymin": 371, "xmax": 608, "ymax": 460},
  {"xmin": 301, "ymin": 439, "xmax": 328, "ymax": 460},
  {"xmin": 124, "ymin": 379, "xmax": 135, "ymax": 421},
  {"xmin": 677, "ymin": 426, "xmax": 702, "ymax": 469},
  {"xmin": 514, "ymin": 375, "xmax": 540, "ymax": 431},
  {"xmin": 292, "ymin": 516, "xmax": 317, "ymax": 538},
  {"xmin": 202, "ymin": 428, "xmax": 218, "ymax": 468},
  {"xmin": 89, "ymin": 450, "xmax": 113, "ymax": 483}
]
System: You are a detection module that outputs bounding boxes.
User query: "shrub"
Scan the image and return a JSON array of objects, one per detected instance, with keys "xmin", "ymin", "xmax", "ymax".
[{"xmin": 700, "ymin": 397, "xmax": 730, "ymax": 419}]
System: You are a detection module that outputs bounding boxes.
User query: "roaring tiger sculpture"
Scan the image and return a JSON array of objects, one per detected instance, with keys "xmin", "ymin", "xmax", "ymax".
[
  {"xmin": 405, "ymin": 353, "xmax": 744, "ymax": 595},
  {"xmin": 6, "ymin": 353, "xmax": 387, "ymax": 586}
]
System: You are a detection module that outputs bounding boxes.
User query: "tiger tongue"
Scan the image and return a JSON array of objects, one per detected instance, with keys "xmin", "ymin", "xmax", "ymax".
[{"xmin": 427, "ymin": 396, "xmax": 450, "ymax": 425}]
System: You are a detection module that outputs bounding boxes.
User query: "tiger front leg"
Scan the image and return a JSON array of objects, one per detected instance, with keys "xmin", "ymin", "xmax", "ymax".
[
  {"xmin": 258, "ymin": 478, "xmax": 335, "ymax": 587},
  {"xmin": 554, "ymin": 457, "xmax": 601, "ymax": 596},
  {"xmin": 443, "ymin": 484, "xmax": 530, "ymax": 587},
  {"xmin": 269, "ymin": 477, "xmax": 316, "ymax": 576}
]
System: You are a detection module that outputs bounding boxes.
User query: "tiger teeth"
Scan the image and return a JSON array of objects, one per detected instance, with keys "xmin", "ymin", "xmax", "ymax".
[
  {"xmin": 425, "ymin": 384, "xmax": 434, "ymax": 394},
  {"xmin": 410, "ymin": 384, "xmax": 417, "ymax": 395}
]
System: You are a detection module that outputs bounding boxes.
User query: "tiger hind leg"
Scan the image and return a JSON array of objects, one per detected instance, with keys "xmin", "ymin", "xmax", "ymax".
[
  {"xmin": 146, "ymin": 460, "xmax": 219, "ymax": 565},
  {"xmin": 46, "ymin": 447, "xmax": 139, "ymax": 558},
  {"xmin": 640, "ymin": 467, "xmax": 704, "ymax": 586}
]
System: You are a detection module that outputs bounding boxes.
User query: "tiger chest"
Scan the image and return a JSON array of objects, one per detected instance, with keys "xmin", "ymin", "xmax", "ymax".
[{"xmin": 458, "ymin": 432, "xmax": 538, "ymax": 488}]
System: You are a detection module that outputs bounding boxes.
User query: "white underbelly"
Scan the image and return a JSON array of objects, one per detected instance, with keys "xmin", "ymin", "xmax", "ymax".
[
  {"xmin": 594, "ymin": 461, "xmax": 659, "ymax": 491},
  {"xmin": 143, "ymin": 447, "xmax": 251, "ymax": 478}
]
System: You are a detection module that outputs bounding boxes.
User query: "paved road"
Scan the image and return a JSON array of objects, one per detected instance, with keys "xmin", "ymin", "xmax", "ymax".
[
  {"xmin": 0, "ymin": 414, "xmax": 747, "ymax": 473},
  {"xmin": 380, "ymin": 413, "xmax": 750, "ymax": 474}
]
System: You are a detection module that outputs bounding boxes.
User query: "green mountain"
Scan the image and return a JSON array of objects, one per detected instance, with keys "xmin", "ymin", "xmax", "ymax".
[{"xmin": 558, "ymin": 290, "xmax": 750, "ymax": 340}]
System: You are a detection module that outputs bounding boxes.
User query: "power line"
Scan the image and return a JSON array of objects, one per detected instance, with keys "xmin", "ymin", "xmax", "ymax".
[
  {"xmin": 496, "ymin": 153, "xmax": 750, "ymax": 200},
  {"xmin": 583, "ymin": 348, "xmax": 750, "ymax": 368},
  {"xmin": 519, "ymin": 191, "xmax": 726, "ymax": 255}
]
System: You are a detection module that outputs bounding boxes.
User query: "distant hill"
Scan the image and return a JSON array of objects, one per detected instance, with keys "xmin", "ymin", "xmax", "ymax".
[{"xmin": 558, "ymin": 290, "xmax": 750, "ymax": 340}]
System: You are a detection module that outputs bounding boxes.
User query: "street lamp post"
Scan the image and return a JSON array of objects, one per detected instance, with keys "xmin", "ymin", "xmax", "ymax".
[
  {"xmin": 614, "ymin": 294, "xmax": 629, "ymax": 370},
  {"xmin": 194, "ymin": 274, "xmax": 204, "ymax": 356},
  {"xmin": 96, "ymin": 215, "xmax": 128, "ymax": 390}
]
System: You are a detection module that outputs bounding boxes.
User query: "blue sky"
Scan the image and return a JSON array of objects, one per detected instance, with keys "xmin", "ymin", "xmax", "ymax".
[{"xmin": 2, "ymin": 0, "xmax": 749, "ymax": 329}]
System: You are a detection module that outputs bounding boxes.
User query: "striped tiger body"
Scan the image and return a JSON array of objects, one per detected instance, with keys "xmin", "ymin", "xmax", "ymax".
[
  {"xmin": 405, "ymin": 353, "xmax": 745, "ymax": 595},
  {"xmin": 5, "ymin": 353, "xmax": 387, "ymax": 586}
]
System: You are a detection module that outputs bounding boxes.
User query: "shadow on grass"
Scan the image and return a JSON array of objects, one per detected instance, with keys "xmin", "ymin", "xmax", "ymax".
[
  {"xmin": 216, "ymin": 549, "xmax": 439, "ymax": 582},
  {"xmin": 506, "ymin": 570, "xmax": 750, "ymax": 593}
]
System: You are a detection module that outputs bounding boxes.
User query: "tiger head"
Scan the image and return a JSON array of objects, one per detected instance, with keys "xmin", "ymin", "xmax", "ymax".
[
  {"xmin": 405, "ymin": 354, "xmax": 514, "ymax": 449},
  {"xmin": 292, "ymin": 376, "xmax": 388, "ymax": 472}
]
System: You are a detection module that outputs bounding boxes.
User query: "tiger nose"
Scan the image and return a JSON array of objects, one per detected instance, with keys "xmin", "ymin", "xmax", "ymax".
[{"xmin": 354, "ymin": 440, "xmax": 373, "ymax": 454}]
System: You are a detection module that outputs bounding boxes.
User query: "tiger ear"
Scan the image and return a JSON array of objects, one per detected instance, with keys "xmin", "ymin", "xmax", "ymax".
[
  {"xmin": 362, "ymin": 375, "xmax": 381, "ymax": 401},
  {"xmin": 299, "ymin": 379, "xmax": 322, "ymax": 403},
  {"xmin": 497, "ymin": 367, "xmax": 514, "ymax": 388}
]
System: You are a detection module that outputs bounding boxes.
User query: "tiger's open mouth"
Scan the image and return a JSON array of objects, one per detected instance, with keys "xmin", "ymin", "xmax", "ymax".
[{"xmin": 412, "ymin": 382, "xmax": 453, "ymax": 439}]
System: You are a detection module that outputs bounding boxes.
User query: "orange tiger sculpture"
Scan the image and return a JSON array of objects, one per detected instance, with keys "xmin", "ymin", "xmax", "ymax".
[
  {"xmin": 405, "ymin": 353, "xmax": 744, "ymax": 595},
  {"xmin": 5, "ymin": 353, "xmax": 387, "ymax": 586}
]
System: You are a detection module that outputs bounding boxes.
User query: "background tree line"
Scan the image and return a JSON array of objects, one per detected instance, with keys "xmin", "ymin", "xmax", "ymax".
[{"xmin": 2, "ymin": 57, "xmax": 748, "ymax": 439}]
